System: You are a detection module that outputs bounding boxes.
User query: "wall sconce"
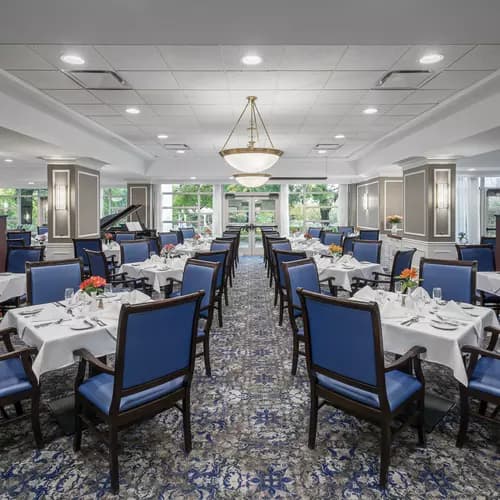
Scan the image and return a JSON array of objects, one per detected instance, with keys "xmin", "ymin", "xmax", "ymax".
[
  {"xmin": 436, "ymin": 182, "xmax": 449, "ymax": 209},
  {"xmin": 362, "ymin": 191, "xmax": 369, "ymax": 211},
  {"xmin": 55, "ymin": 184, "xmax": 67, "ymax": 210}
]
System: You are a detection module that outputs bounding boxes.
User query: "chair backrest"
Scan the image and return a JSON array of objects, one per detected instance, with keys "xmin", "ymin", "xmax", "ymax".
[
  {"xmin": 210, "ymin": 240, "xmax": 231, "ymax": 254},
  {"xmin": 7, "ymin": 231, "xmax": 31, "ymax": 246},
  {"xmin": 359, "ymin": 229, "xmax": 380, "ymax": 241},
  {"xmin": 282, "ymin": 258, "xmax": 321, "ymax": 313},
  {"xmin": 307, "ymin": 227, "xmax": 322, "ymax": 238},
  {"xmin": 456, "ymin": 244, "xmax": 495, "ymax": 272},
  {"xmin": 115, "ymin": 232, "xmax": 136, "ymax": 243},
  {"xmin": 120, "ymin": 240, "xmax": 149, "ymax": 264},
  {"xmin": 480, "ymin": 236, "xmax": 496, "ymax": 247},
  {"xmin": 352, "ymin": 240, "xmax": 382, "ymax": 263},
  {"xmin": 37, "ymin": 226, "xmax": 48, "ymax": 236},
  {"xmin": 6, "ymin": 247, "xmax": 44, "ymax": 274},
  {"xmin": 73, "ymin": 238, "xmax": 102, "ymax": 269},
  {"xmin": 342, "ymin": 237, "xmax": 354, "ymax": 254},
  {"xmin": 298, "ymin": 289, "xmax": 388, "ymax": 408},
  {"xmin": 419, "ymin": 258, "xmax": 477, "ymax": 303},
  {"xmin": 274, "ymin": 250, "xmax": 308, "ymax": 288},
  {"xmin": 85, "ymin": 249, "xmax": 109, "ymax": 279},
  {"xmin": 180, "ymin": 227, "xmax": 196, "ymax": 239},
  {"xmin": 321, "ymin": 231, "xmax": 343, "ymax": 246},
  {"xmin": 181, "ymin": 259, "xmax": 219, "ymax": 312},
  {"xmin": 143, "ymin": 237, "xmax": 160, "ymax": 256},
  {"xmin": 7, "ymin": 238, "xmax": 25, "ymax": 248},
  {"xmin": 391, "ymin": 248, "xmax": 417, "ymax": 280},
  {"xmin": 338, "ymin": 226, "xmax": 354, "ymax": 236},
  {"xmin": 260, "ymin": 226, "xmax": 277, "ymax": 233},
  {"xmin": 26, "ymin": 259, "xmax": 83, "ymax": 305},
  {"xmin": 111, "ymin": 292, "xmax": 203, "ymax": 414},
  {"xmin": 159, "ymin": 232, "xmax": 180, "ymax": 247},
  {"xmin": 194, "ymin": 250, "xmax": 228, "ymax": 290}
]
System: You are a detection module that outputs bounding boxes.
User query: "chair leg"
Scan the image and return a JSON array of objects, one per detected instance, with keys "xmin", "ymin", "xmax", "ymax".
[
  {"xmin": 14, "ymin": 401, "xmax": 23, "ymax": 416},
  {"xmin": 31, "ymin": 393, "xmax": 43, "ymax": 449},
  {"xmin": 224, "ymin": 285, "xmax": 229, "ymax": 306},
  {"xmin": 456, "ymin": 385, "xmax": 469, "ymax": 448},
  {"xmin": 0, "ymin": 406, "xmax": 9, "ymax": 419},
  {"xmin": 478, "ymin": 400, "xmax": 488, "ymax": 416},
  {"xmin": 228, "ymin": 271, "xmax": 233, "ymax": 288},
  {"xmin": 218, "ymin": 296, "xmax": 223, "ymax": 327},
  {"xmin": 291, "ymin": 336, "xmax": 299, "ymax": 376},
  {"xmin": 379, "ymin": 423, "xmax": 392, "ymax": 488},
  {"xmin": 183, "ymin": 393, "xmax": 192, "ymax": 453},
  {"xmin": 203, "ymin": 335, "xmax": 211, "ymax": 377},
  {"xmin": 416, "ymin": 394, "xmax": 426, "ymax": 447},
  {"xmin": 73, "ymin": 399, "xmax": 83, "ymax": 452},
  {"xmin": 308, "ymin": 385, "xmax": 318, "ymax": 449},
  {"xmin": 274, "ymin": 283, "xmax": 279, "ymax": 307},
  {"xmin": 278, "ymin": 294, "xmax": 284, "ymax": 326},
  {"xmin": 109, "ymin": 427, "xmax": 119, "ymax": 494}
]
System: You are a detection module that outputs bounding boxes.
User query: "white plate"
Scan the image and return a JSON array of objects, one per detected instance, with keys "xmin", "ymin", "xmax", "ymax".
[
  {"xmin": 460, "ymin": 303, "xmax": 474, "ymax": 309},
  {"xmin": 430, "ymin": 320, "xmax": 457, "ymax": 331}
]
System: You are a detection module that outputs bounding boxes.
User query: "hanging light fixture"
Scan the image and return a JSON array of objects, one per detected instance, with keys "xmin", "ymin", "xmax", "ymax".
[
  {"xmin": 232, "ymin": 173, "xmax": 272, "ymax": 188},
  {"xmin": 219, "ymin": 96, "xmax": 283, "ymax": 175}
]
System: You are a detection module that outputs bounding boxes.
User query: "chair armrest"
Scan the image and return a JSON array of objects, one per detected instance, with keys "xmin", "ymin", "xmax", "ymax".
[
  {"xmin": 0, "ymin": 327, "xmax": 17, "ymax": 351},
  {"xmin": 106, "ymin": 255, "xmax": 117, "ymax": 266},
  {"xmin": 385, "ymin": 346, "xmax": 427, "ymax": 372},
  {"xmin": 166, "ymin": 277, "xmax": 183, "ymax": 286},
  {"xmin": 461, "ymin": 345, "xmax": 500, "ymax": 361},
  {"xmin": 74, "ymin": 348, "xmax": 114, "ymax": 375},
  {"xmin": 484, "ymin": 326, "xmax": 500, "ymax": 351},
  {"xmin": 372, "ymin": 272, "xmax": 392, "ymax": 279},
  {"xmin": 0, "ymin": 346, "xmax": 37, "ymax": 362}
]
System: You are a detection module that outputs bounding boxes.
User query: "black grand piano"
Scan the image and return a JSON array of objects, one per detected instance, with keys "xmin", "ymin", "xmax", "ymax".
[{"xmin": 100, "ymin": 204, "xmax": 156, "ymax": 238}]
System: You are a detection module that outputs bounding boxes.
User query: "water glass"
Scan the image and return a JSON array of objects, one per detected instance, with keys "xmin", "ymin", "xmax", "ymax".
[
  {"xmin": 104, "ymin": 284, "xmax": 113, "ymax": 297},
  {"xmin": 432, "ymin": 287, "xmax": 442, "ymax": 303},
  {"xmin": 149, "ymin": 251, "xmax": 156, "ymax": 259},
  {"xmin": 64, "ymin": 288, "xmax": 74, "ymax": 304}
]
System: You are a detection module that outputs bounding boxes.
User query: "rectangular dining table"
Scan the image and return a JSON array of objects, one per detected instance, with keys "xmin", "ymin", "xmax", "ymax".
[
  {"xmin": 476, "ymin": 271, "xmax": 500, "ymax": 296},
  {"xmin": 0, "ymin": 272, "xmax": 26, "ymax": 303}
]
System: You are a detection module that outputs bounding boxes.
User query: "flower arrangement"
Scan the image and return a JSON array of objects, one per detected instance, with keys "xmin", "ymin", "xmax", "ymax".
[
  {"xmin": 328, "ymin": 244, "xmax": 343, "ymax": 256},
  {"xmin": 204, "ymin": 227, "xmax": 212, "ymax": 236},
  {"xmin": 160, "ymin": 243, "xmax": 176, "ymax": 257},
  {"xmin": 387, "ymin": 215, "xmax": 402, "ymax": 224},
  {"xmin": 194, "ymin": 233, "xmax": 201, "ymax": 240},
  {"xmin": 399, "ymin": 268, "xmax": 418, "ymax": 293},
  {"xmin": 80, "ymin": 276, "xmax": 106, "ymax": 295},
  {"xmin": 304, "ymin": 233, "xmax": 313, "ymax": 240}
]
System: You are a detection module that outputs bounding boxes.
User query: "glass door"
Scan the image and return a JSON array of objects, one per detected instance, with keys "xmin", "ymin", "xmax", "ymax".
[{"xmin": 225, "ymin": 195, "xmax": 279, "ymax": 255}]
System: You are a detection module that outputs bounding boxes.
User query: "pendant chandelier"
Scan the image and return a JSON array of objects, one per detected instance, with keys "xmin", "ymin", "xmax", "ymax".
[{"xmin": 219, "ymin": 96, "xmax": 283, "ymax": 183}]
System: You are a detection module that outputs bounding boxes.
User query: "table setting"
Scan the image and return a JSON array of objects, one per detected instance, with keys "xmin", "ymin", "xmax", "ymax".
[
  {"xmin": 173, "ymin": 240, "xmax": 211, "ymax": 257},
  {"xmin": 0, "ymin": 272, "xmax": 26, "ymax": 303},
  {"xmin": 476, "ymin": 271, "xmax": 500, "ymax": 296}
]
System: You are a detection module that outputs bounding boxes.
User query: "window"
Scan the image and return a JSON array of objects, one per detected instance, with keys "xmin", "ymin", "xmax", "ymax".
[
  {"xmin": 161, "ymin": 184, "xmax": 214, "ymax": 233},
  {"xmin": 0, "ymin": 188, "xmax": 48, "ymax": 231},
  {"xmin": 288, "ymin": 184, "xmax": 339, "ymax": 233},
  {"xmin": 224, "ymin": 184, "xmax": 281, "ymax": 193},
  {"xmin": 101, "ymin": 187, "xmax": 128, "ymax": 216}
]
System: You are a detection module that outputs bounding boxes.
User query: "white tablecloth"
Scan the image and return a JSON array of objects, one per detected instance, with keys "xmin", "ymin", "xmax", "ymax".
[
  {"xmin": 0, "ymin": 273, "xmax": 26, "ymax": 303},
  {"xmin": 476, "ymin": 271, "xmax": 500, "ymax": 295},
  {"xmin": 103, "ymin": 243, "xmax": 121, "ymax": 265},
  {"xmin": 174, "ymin": 242, "xmax": 211, "ymax": 257},
  {"xmin": 291, "ymin": 240, "xmax": 329, "ymax": 257},
  {"xmin": 120, "ymin": 257, "xmax": 187, "ymax": 292},
  {"xmin": 1, "ymin": 290, "xmax": 150, "ymax": 379}
]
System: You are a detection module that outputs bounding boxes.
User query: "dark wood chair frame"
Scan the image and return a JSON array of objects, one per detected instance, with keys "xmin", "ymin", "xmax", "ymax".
[
  {"xmin": 119, "ymin": 239, "xmax": 149, "ymax": 263},
  {"xmin": 25, "ymin": 258, "xmax": 83, "ymax": 305},
  {"xmin": 222, "ymin": 231, "xmax": 240, "ymax": 267},
  {"xmin": 212, "ymin": 238, "xmax": 236, "ymax": 287},
  {"xmin": 7, "ymin": 230, "xmax": 31, "ymax": 246},
  {"xmin": 358, "ymin": 229, "xmax": 380, "ymax": 240},
  {"xmin": 297, "ymin": 288, "xmax": 426, "ymax": 488},
  {"xmin": 0, "ymin": 327, "xmax": 42, "ymax": 448},
  {"xmin": 6, "ymin": 238, "xmax": 26, "ymax": 248},
  {"xmin": 262, "ymin": 231, "xmax": 280, "ymax": 270},
  {"xmin": 266, "ymin": 238, "xmax": 288, "ymax": 286},
  {"xmin": 351, "ymin": 239, "xmax": 383, "ymax": 264},
  {"xmin": 320, "ymin": 231, "xmax": 345, "ymax": 246},
  {"xmin": 73, "ymin": 291, "xmax": 204, "ymax": 493},
  {"xmin": 73, "ymin": 238, "xmax": 117, "ymax": 276}
]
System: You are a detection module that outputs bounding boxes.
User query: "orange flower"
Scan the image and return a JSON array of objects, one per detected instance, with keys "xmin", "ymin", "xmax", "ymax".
[
  {"xmin": 80, "ymin": 275, "xmax": 107, "ymax": 291},
  {"xmin": 400, "ymin": 268, "xmax": 417, "ymax": 280},
  {"xmin": 329, "ymin": 244, "xmax": 343, "ymax": 254}
]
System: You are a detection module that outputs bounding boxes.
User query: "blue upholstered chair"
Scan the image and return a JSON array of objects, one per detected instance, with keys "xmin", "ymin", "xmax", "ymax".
[
  {"xmin": 37, "ymin": 226, "xmax": 48, "ymax": 236},
  {"xmin": 0, "ymin": 327, "xmax": 42, "ymax": 448},
  {"xmin": 194, "ymin": 250, "xmax": 228, "ymax": 327},
  {"xmin": 480, "ymin": 236, "xmax": 496, "ymax": 247},
  {"xmin": 359, "ymin": 229, "xmax": 380, "ymax": 240},
  {"xmin": 6, "ymin": 247, "xmax": 44, "ymax": 274},
  {"xmin": 222, "ymin": 231, "xmax": 240, "ymax": 266},
  {"xmin": 180, "ymin": 227, "xmax": 196, "ymax": 240},
  {"xmin": 114, "ymin": 232, "xmax": 135, "ymax": 244},
  {"xmin": 352, "ymin": 240, "xmax": 382, "ymax": 263},
  {"xmin": 352, "ymin": 249, "xmax": 416, "ymax": 293},
  {"xmin": 419, "ymin": 258, "xmax": 477, "ymax": 304},
  {"xmin": 143, "ymin": 237, "xmax": 160, "ymax": 256},
  {"xmin": 267, "ymin": 239, "xmax": 291, "ymax": 287},
  {"xmin": 73, "ymin": 238, "xmax": 103, "ymax": 275},
  {"xmin": 7, "ymin": 238, "xmax": 25, "ymax": 248},
  {"xmin": 7, "ymin": 231, "xmax": 31, "ymax": 246},
  {"xmin": 73, "ymin": 291, "xmax": 204, "ymax": 493},
  {"xmin": 281, "ymin": 258, "xmax": 335, "ymax": 375},
  {"xmin": 321, "ymin": 231, "xmax": 343, "ymax": 246},
  {"xmin": 338, "ymin": 226, "xmax": 354, "ymax": 236},
  {"xmin": 456, "ymin": 326, "xmax": 500, "ymax": 448},
  {"xmin": 262, "ymin": 232, "xmax": 281, "ymax": 273},
  {"xmin": 342, "ymin": 237, "xmax": 355, "ymax": 255},
  {"xmin": 158, "ymin": 231, "xmax": 180, "ymax": 247},
  {"xmin": 120, "ymin": 240, "xmax": 149, "ymax": 264},
  {"xmin": 297, "ymin": 289, "xmax": 426, "ymax": 487},
  {"xmin": 307, "ymin": 227, "xmax": 322, "ymax": 238},
  {"xmin": 26, "ymin": 259, "xmax": 83, "ymax": 305},
  {"xmin": 211, "ymin": 239, "xmax": 235, "ymax": 287},
  {"xmin": 166, "ymin": 259, "xmax": 219, "ymax": 376}
]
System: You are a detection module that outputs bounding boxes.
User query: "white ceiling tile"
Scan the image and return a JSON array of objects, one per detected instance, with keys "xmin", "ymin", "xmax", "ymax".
[
  {"xmin": 90, "ymin": 90, "xmax": 145, "ymax": 104},
  {"xmin": 349, "ymin": 104, "xmax": 393, "ymax": 114},
  {"xmin": 137, "ymin": 90, "xmax": 188, "ymax": 104},
  {"xmin": 280, "ymin": 46, "xmax": 347, "ymax": 69},
  {"xmin": 0, "ymin": 45, "xmax": 53, "ymax": 70},
  {"xmin": 158, "ymin": 45, "xmax": 223, "ymax": 69},
  {"xmin": 324, "ymin": 71, "xmax": 384, "ymax": 89},
  {"xmin": 150, "ymin": 105, "xmax": 194, "ymax": 116},
  {"xmin": 393, "ymin": 45, "xmax": 473, "ymax": 71},
  {"xmin": 94, "ymin": 45, "xmax": 167, "ymax": 70},
  {"xmin": 450, "ymin": 45, "xmax": 500, "ymax": 70},
  {"xmin": 278, "ymin": 71, "xmax": 330, "ymax": 90},
  {"xmin": 274, "ymin": 90, "xmax": 319, "ymax": 106},
  {"xmin": 316, "ymin": 90, "xmax": 365, "ymax": 104},
  {"xmin": 360, "ymin": 90, "xmax": 412, "ymax": 104},
  {"xmin": 45, "ymin": 89, "xmax": 101, "ymax": 104},
  {"xmin": 69, "ymin": 104, "xmax": 119, "ymax": 116},
  {"xmin": 228, "ymin": 71, "xmax": 278, "ymax": 90},
  {"xmin": 191, "ymin": 105, "xmax": 234, "ymax": 117},
  {"xmin": 423, "ymin": 70, "xmax": 492, "ymax": 89},
  {"xmin": 90, "ymin": 115, "xmax": 132, "ymax": 126},
  {"xmin": 308, "ymin": 104, "xmax": 354, "ymax": 116},
  {"xmin": 374, "ymin": 115, "xmax": 415, "ymax": 126},
  {"xmin": 119, "ymin": 71, "xmax": 179, "ymax": 89},
  {"xmin": 10, "ymin": 70, "xmax": 80, "ymax": 89},
  {"xmin": 402, "ymin": 89, "xmax": 456, "ymax": 104},
  {"xmin": 387, "ymin": 103, "xmax": 434, "ymax": 115},
  {"xmin": 230, "ymin": 90, "xmax": 275, "ymax": 106},
  {"xmin": 111, "ymin": 104, "xmax": 157, "ymax": 118},
  {"xmin": 221, "ymin": 46, "xmax": 284, "ymax": 69},
  {"xmin": 337, "ymin": 46, "xmax": 408, "ymax": 70},
  {"xmin": 173, "ymin": 71, "xmax": 228, "ymax": 89},
  {"xmin": 107, "ymin": 125, "xmax": 148, "ymax": 141},
  {"xmin": 29, "ymin": 45, "xmax": 112, "ymax": 70},
  {"xmin": 183, "ymin": 90, "xmax": 231, "ymax": 105}
]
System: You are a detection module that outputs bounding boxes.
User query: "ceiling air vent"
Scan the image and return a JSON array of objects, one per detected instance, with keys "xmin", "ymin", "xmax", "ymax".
[
  {"xmin": 313, "ymin": 144, "xmax": 342, "ymax": 152},
  {"xmin": 162, "ymin": 144, "xmax": 190, "ymax": 151},
  {"xmin": 375, "ymin": 70, "xmax": 432, "ymax": 90},
  {"xmin": 65, "ymin": 70, "xmax": 130, "ymax": 90}
]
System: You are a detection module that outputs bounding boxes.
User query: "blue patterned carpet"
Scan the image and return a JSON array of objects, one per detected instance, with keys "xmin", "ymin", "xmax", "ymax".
[{"xmin": 1, "ymin": 256, "xmax": 499, "ymax": 498}]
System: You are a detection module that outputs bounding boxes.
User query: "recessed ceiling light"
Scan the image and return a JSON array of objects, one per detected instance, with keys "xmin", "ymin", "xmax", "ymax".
[
  {"xmin": 28, "ymin": 182, "xmax": 34, "ymax": 185},
  {"xmin": 125, "ymin": 107, "xmax": 140, "ymax": 114},
  {"xmin": 176, "ymin": 150, "xmax": 185, "ymax": 154},
  {"xmin": 229, "ymin": 176, "xmax": 234, "ymax": 179},
  {"xmin": 157, "ymin": 134, "xmax": 168, "ymax": 139},
  {"xmin": 4, "ymin": 158, "xmax": 13, "ymax": 163},
  {"xmin": 190, "ymin": 176, "xmax": 197, "ymax": 180},
  {"xmin": 317, "ymin": 150, "xmax": 327, "ymax": 154},
  {"xmin": 60, "ymin": 53, "xmax": 85, "ymax": 65},
  {"xmin": 363, "ymin": 107, "xmax": 378, "ymax": 115},
  {"xmin": 241, "ymin": 54, "xmax": 262, "ymax": 65},
  {"xmin": 467, "ymin": 168, "xmax": 476, "ymax": 172},
  {"xmin": 334, "ymin": 134, "xmax": 345, "ymax": 139},
  {"xmin": 419, "ymin": 53, "xmax": 444, "ymax": 65}
]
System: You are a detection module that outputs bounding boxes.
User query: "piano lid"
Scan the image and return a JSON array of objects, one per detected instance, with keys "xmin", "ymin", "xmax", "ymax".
[{"xmin": 100, "ymin": 204, "xmax": 143, "ymax": 231}]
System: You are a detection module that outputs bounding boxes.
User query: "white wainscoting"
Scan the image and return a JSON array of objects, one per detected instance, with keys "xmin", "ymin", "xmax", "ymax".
[{"xmin": 45, "ymin": 242, "xmax": 74, "ymax": 261}]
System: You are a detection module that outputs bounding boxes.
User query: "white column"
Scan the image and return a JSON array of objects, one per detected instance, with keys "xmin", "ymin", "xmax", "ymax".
[
  {"xmin": 213, "ymin": 184, "xmax": 223, "ymax": 235},
  {"xmin": 280, "ymin": 184, "xmax": 289, "ymax": 235},
  {"xmin": 337, "ymin": 184, "xmax": 349, "ymax": 226}
]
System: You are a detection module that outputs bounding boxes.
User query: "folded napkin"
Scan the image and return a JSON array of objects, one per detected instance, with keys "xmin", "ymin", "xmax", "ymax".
[
  {"xmin": 441, "ymin": 300, "xmax": 470, "ymax": 320},
  {"xmin": 337, "ymin": 255, "xmax": 351, "ymax": 265},
  {"xmin": 150, "ymin": 254, "xmax": 162, "ymax": 263},
  {"xmin": 99, "ymin": 301, "xmax": 122, "ymax": 320},
  {"xmin": 380, "ymin": 301, "xmax": 409, "ymax": 319},
  {"xmin": 410, "ymin": 287, "xmax": 430, "ymax": 301},
  {"xmin": 353, "ymin": 285, "xmax": 376, "ymax": 302}
]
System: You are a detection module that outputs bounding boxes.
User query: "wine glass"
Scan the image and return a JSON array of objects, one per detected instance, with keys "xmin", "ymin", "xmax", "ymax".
[
  {"xmin": 64, "ymin": 288, "xmax": 74, "ymax": 304},
  {"xmin": 394, "ymin": 281, "xmax": 404, "ymax": 305},
  {"xmin": 432, "ymin": 287, "xmax": 442, "ymax": 303}
]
